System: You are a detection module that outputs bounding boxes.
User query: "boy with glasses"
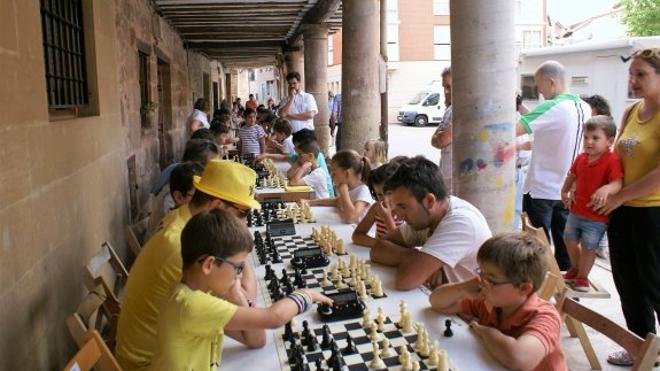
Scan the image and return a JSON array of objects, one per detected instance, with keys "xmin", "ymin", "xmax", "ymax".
[
  {"xmin": 150, "ymin": 209, "xmax": 332, "ymax": 370},
  {"xmin": 116, "ymin": 160, "xmax": 264, "ymax": 371},
  {"xmin": 429, "ymin": 233, "xmax": 566, "ymax": 370}
]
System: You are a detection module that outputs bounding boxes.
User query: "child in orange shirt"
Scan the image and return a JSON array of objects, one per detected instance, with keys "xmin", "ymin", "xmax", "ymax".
[{"xmin": 429, "ymin": 233, "xmax": 566, "ymax": 371}]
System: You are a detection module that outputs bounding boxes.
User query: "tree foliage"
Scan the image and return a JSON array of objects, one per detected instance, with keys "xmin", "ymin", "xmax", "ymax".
[{"xmin": 620, "ymin": 0, "xmax": 660, "ymax": 37}]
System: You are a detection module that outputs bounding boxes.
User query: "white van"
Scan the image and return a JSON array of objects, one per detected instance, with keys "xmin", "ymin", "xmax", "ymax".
[{"xmin": 397, "ymin": 89, "xmax": 445, "ymax": 126}]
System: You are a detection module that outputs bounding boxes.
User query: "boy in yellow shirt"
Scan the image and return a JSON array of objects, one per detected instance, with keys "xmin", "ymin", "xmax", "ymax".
[{"xmin": 150, "ymin": 209, "xmax": 332, "ymax": 371}]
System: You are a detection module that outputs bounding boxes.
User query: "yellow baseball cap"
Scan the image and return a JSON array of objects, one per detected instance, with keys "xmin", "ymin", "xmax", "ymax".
[{"xmin": 193, "ymin": 159, "xmax": 261, "ymax": 210}]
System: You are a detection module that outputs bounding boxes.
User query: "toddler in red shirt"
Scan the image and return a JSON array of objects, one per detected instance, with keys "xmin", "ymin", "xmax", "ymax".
[{"xmin": 560, "ymin": 115, "xmax": 623, "ymax": 291}]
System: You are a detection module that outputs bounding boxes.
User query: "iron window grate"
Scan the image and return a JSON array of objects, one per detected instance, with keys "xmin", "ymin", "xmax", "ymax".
[{"xmin": 40, "ymin": 0, "xmax": 88, "ymax": 108}]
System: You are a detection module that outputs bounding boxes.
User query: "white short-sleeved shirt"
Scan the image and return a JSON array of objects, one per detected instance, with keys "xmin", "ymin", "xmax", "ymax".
[
  {"xmin": 419, "ymin": 196, "xmax": 492, "ymax": 283},
  {"xmin": 187, "ymin": 109, "xmax": 210, "ymax": 130},
  {"xmin": 279, "ymin": 91, "xmax": 318, "ymax": 133},
  {"xmin": 438, "ymin": 106, "xmax": 453, "ymax": 181},
  {"xmin": 282, "ymin": 136, "xmax": 296, "ymax": 154},
  {"xmin": 348, "ymin": 184, "xmax": 375, "ymax": 221},
  {"xmin": 520, "ymin": 94, "xmax": 591, "ymax": 200},
  {"xmin": 302, "ymin": 167, "xmax": 329, "ymax": 199}
]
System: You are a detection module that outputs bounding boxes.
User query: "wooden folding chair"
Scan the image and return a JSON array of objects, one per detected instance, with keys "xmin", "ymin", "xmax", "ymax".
[
  {"xmin": 558, "ymin": 290, "xmax": 660, "ymax": 370},
  {"xmin": 84, "ymin": 242, "xmax": 129, "ymax": 299},
  {"xmin": 124, "ymin": 223, "xmax": 143, "ymax": 259},
  {"xmin": 66, "ymin": 282, "xmax": 121, "ymax": 351},
  {"xmin": 63, "ymin": 329, "xmax": 122, "ymax": 371},
  {"xmin": 521, "ymin": 213, "xmax": 610, "ymax": 299}
]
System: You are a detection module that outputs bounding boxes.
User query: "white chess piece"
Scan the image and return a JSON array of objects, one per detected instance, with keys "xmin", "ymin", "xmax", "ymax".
[
  {"xmin": 411, "ymin": 360, "xmax": 420, "ymax": 371},
  {"xmin": 369, "ymin": 324, "xmax": 379, "ymax": 341},
  {"xmin": 362, "ymin": 308, "xmax": 373, "ymax": 328},
  {"xmin": 398, "ymin": 345, "xmax": 409, "ymax": 364},
  {"xmin": 321, "ymin": 272, "xmax": 331, "ymax": 286},
  {"xmin": 369, "ymin": 341, "xmax": 386, "ymax": 369},
  {"xmin": 335, "ymin": 238, "xmax": 345, "ymax": 254},
  {"xmin": 371, "ymin": 277, "xmax": 384, "ymax": 297},
  {"xmin": 357, "ymin": 281, "xmax": 368, "ymax": 300},
  {"xmin": 400, "ymin": 312, "xmax": 413, "ymax": 333},
  {"xmin": 437, "ymin": 349, "xmax": 449, "ymax": 371},
  {"xmin": 380, "ymin": 338, "xmax": 392, "ymax": 357}
]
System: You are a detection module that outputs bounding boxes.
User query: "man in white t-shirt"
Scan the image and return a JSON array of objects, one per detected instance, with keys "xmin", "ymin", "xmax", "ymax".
[
  {"xmin": 278, "ymin": 72, "xmax": 318, "ymax": 133},
  {"xmin": 515, "ymin": 60, "xmax": 591, "ymax": 271},
  {"xmin": 370, "ymin": 156, "xmax": 492, "ymax": 290}
]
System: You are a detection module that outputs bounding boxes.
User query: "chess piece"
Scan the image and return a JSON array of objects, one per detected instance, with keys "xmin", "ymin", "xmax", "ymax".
[
  {"xmin": 294, "ymin": 269, "xmax": 305, "ymax": 288},
  {"xmin": 328, "ymin": 340, "xmax": 345, "ymax": 371},
  {"xmin": 264, "ymin": 264, "xmax": 275, "ymax": 281},
  {"xmin": 398, "ymin": 345, "xmax": 410, "ymax": 364},
  {"xmin": 380, "ymin": 338, "xmax": 392, "ymax": 357},
  {"xmin": 411, "ymin": 360, "xmax": 421, "ymax": 371},
  {"xmin": 415, "ymin": 323, "xmax": 425, "ymax": 350},
  {"xmin": 371, "ymin": 278, "xmax": 384, "ymax": 297},
  {"xmin": 444, "ymin": 319, "xmax": 453, "ymax": 337},
  {"xmin": 368, "ymin": 325, "xmax": 379, "ymax": 341},
  {"xmin": 314, "ymin": 358, "xmax": 323, "ymax": 371},
  {"xmin": 427, "ymin": 340, "xmax": 440, "ymax": 366},
  {"xmin": 320, "ymin": 324, "xmax": 332, "ymax": 349},
  {"xmin": 362, "ymin": 308, "xmax": 372, "ymax": 328},
  {"xmin": 284, "ymin": 322, "xmax": 295, "ymax": 342},
  {"xmin": 321, "ymin": 272, "xmax": 331, "ymax": 286},
  {"xmin": 342, "ymin": 334, "xmax": 357, "ymax": 354},
  {"xmin": 437, "ymin": 349, "xmax": 449, "ymax": 371},
  {"xmin": 369, "ymin": 341, "xmax": 386, "ymax": 369},
  {"xmin": 357, "ymin": 281, "xmax": 367, "ymax": 300},
  {"xmin": 418, "ymin": 333, "xmax": 430, "ymax": 357},
  {"xmin": 335, "ymin": 239, "xmax": 345, "ymax": 254},
  {"xmin": 376, "ymin": 307, "xmax": 386, "ymax": 332},
  {"xmin": 400, "ymin": 312, "xmax": 413, "ymax": 333},
  {"xmin": 305, "ymin": 332, "xmax": 318, "ymax": 352}
]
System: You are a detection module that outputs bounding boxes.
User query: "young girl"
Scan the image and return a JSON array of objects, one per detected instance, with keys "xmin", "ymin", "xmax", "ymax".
[
  {"xmin": 237, "ymin": 108, "xmax": 266, "ymax": 156},
  {"xmin": 309, "ymin": 149, "xmax": 374, "ymax": 224},
  {"xmin": 150, "ymin": 209, "xmax": 332, "ymax": 371},
  {"xmin": 352, "ymin": 162, "xmax": 405, "ymax": 247},
  {"xmin": 363, "ymin": 139, "xmax": 388, "ymax": 168}
]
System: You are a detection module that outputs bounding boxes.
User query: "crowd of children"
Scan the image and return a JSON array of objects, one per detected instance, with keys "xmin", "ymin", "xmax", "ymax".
[{"xmin": 118, "ymin": 49, "xmax": 660, "ymax": 370}]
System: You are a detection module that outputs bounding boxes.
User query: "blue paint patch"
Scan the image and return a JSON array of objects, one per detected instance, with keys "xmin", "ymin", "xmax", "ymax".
[
  {"xmin": 484, "ymin": 122, "xmax": 512, "ymax": 132},
  {"xmin": 462, "ymin": 158, "xmax": 474, "ymax": 172},
  {"xmin": 493, "ymin": 159, "xmax": 504, "ymax": 168},
  {"xmin": 476, "ymin": 159, "xmax": 487, "ymax": 170}
]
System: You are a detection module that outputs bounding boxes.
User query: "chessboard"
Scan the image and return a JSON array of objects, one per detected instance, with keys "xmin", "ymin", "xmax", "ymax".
[
  {"xmin": 259, "ymin": 265, "xmax": 387, "ymax": 305},
  {"xmin": 275, "ymin": 316, "xmax": 455, "ymax": 371},
  {"xmin": 248, "ymin": 201, "xmax": 316, "ymax": 227},
  {"xmin": 253, "ymin": 232, "xmax": 321, "ymax": 265}
]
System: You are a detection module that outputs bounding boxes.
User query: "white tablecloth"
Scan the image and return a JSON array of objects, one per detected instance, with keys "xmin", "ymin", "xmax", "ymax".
[{"xmin": 222, "ymin": 206, "xmax": 504, "ymax": 370}]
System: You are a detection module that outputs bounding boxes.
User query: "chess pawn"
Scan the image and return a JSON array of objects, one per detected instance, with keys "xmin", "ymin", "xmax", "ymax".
[
  {"xmin": 370, "ymin": 278, "xmax": 383, "ymax": 297},
  {"xmin": 335, "ymin": 239, "xmax": 345, "ymax": 254},
  {"xmin": 362, "ymin": 308, "xmax": 372, "ymax": 328},
  {"xmin": 411, "ymin": 360, "xmax": 421, "ymax": 371},
  {"xmin": 321, "ymin": 272, "xmax": 331, "ymax": 286},
  {"xmin": 414, "ymin": 324, "xmax": 425, "ymax": 350},
  {"xmin": 380, "ymin": 338, "xmax": 392, "ymax": 357},
  {"xmin": 369, "ymin": 324, "xmax": 380, "ymax": 341},
  {"xmin": 437, "ymin": 349, "xmax": 449, "ymax": 371},
  {"xmin": 418, "ymin": 335, "xmax": 430, "ymax": 357},
  {"xmin": 369, "ymin": 341, "xmax": 386, "ymax": 369},
  {"xmin": 357, "ymin": 281, "xmax": 367, "ymax": 300},
  {"xmin": 330, "ymin": 265, "xmax": 339, "ymax": 280},
  {"xmin": 341, "ymin": 262, "xmax": 351, "ymax": 278},
  {"xmin": 427, "ymin": 340, "xmax": 440, "ymax": 366}
]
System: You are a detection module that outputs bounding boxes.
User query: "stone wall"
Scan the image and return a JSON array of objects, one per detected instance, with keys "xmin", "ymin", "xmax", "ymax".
[{"xmin": 0, "ymin": 0, "xmax": 127, "ymax": 368}]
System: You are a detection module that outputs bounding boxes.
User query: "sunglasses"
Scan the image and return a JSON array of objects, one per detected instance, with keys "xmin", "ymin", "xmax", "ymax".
[
  {"xmin": 632, "ymin": 48, "xmax": 660, "ymax": 60},
  {"xmin": 199, "ymin": 255, "xmax": 245, "ymax": 275},
  {"xmin": 476, "ymin": 268, "xmax": 512, "ymax": 287}
]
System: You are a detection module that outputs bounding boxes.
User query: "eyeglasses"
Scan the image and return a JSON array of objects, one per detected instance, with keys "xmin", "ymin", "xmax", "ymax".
[
  {"xmin": 222, "ymin": 200, "xmax": 251, "ymax": 219},
  {"xmin": 632, "ymin": 48, "xmax": 660, "ymax": 60},
  {"xmin": 476, "ymin": 268, "xmax": 512, "ymax": 287},
  {"xmin": 199, "ymin": 255, "xmax": 245, "ymax": 275}
]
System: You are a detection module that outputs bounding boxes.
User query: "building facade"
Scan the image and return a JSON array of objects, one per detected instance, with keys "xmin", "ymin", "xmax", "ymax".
[{"xmin": 328, "ymin": 0, "xmax": 547, "ymax": 123}]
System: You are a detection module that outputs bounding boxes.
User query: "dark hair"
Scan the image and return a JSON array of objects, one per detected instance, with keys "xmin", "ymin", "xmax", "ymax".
[
  {"xmin": 210, "ymin": 121, "xmax": 230, "ymax": 135},
  {"xmin": 581, "ymin": 94, "xmax": 612, "ymax": 116},
  {"xmin": 384, "ymin": 156, "xmax": 446, "ymax": 202},
  {"xmin": 292, "ymin": 129, "xmax": 317, "ymax": 146},
  {"xmin": 193, "ymin": 98, "xmax": 208, "ymax": 111},
  {"xmin": 584, "ymin": 115, "xmax": 617, "ymax": 138},
  {"xmin": 368, "ymin": 162, "xmax": 402, "ymax": 199},
  {"xmin": 249, "ymin": 94, "xmax": 254, "ymax": 98},
  {"xmin": 170, "ymin": 162, "xmax": 204, "ymax": 198},
  {"xmin": 332, "ymin": 149, "xmax": 371, "ymax": 183},
  {"xmin": 477, "ymin": 233, "xmax": 549, "ymax": 292},
  {"xmin": 297, "ymin": 140, "xmax": 320, "ymax": 156},
  {"xmin": 516, "ymin": 94, "xmax": 523, "ymax": 111},
  {"xmin": 190, "ymin": 188, "xmax": 217, "ymax": 207},
  {"xmin": 181, "ymin": 208, "xmax": 253, "ymax": 268},
  {"xmin": 257, "ymin": 104, "xmax": 266, "ymax": 111},
  {"xmin": 273, "ymin": 119, "xmax": 292, "ymax": 136},
  {"xmin": 244, "ymin": 108, "xmax": 256, "ymax": 117},
  {"xmin": 190, "ymin": 128, "xmax": 216, "ymax": 142},
  {"xmin": 212, "ymin": 108, "xmax": 230, "ymax": 120},
  {"xmin": 286, "ymin": 71, "xmax": 301, "ymax": 81},
  {"xmin": 182, "ymin": 139, "xmax": 219, "ymax": 165},
  {"xmin": 441, "ymin": 66, "xmax": 451, "ymax": 77}
]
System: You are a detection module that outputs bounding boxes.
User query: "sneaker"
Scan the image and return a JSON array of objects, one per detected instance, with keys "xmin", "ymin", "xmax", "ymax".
[
  {"xmin": 563, "ymin": 267, "xmax": 579, "ymax": 281},
  {"xmin": 607, "ymin": 350, "xmax": 634, "ymax": 367},
  {"xmin": 573, "ymin": 277, "xmax": 590, "ymax": 292}
]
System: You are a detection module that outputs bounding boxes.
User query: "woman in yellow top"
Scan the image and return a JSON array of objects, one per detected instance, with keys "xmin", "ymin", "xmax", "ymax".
[{"xmin": 595, "ymin": 48, "xmax": 660, "ymax": 367}]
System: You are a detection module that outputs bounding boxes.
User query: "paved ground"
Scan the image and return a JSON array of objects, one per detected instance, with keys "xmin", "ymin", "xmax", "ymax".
[{"xmin": 382, "ymin": 121, "xmax": 657, "ymax": 371}]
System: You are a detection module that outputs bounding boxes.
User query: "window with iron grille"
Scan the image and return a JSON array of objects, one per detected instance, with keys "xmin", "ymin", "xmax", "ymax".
[
  {"xmin": 40, "ymin": 0, "xmax": 88, "ymax": 109},
  {"xmin": 138, "ymin": 51, "xmax": 151, "ymax": 127}
]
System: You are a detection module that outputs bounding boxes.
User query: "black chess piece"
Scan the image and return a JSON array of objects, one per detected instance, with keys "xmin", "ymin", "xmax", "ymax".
[
  {"xmin": 314, "ymin": 358, "xmax": 323, "ymax": 371},
  {"xmin": 294, "ymin": 269, "xmax": 305, "ymax": 288},
  {"xmin": 264, "ymin": 264, "xmax": 275, "ymax": 281},
  {"xmin": 284, "ymin": 322, "xmax": 295, "ymax": 342},
  {"xmin": 327, "ymin": 341, "xmax": 344, "ymax": 371},
  {"xmin": 342, "ymin": 334, "xmax": 357, "ymax": 354},
  {"xmin": 444, "ymin": 319, "xmax": 454, "ymax": 337},
  {"xmin": 272, "ymin": 248, "xmax": 282, "ymax": 263},
  {"xmin": 320, "ymin": 325, "xmax": 332, "ymax": 349},
  {"xmin": 280, "ymin": 269, "xmax": 290, "ymax": 285},
  {"xmin": 302, "ymin": 320, "xmax": 311, "ymax": 337},
  {"xmin": 305, "ymin": 331, "xmax": 318, "ymax": 352}
]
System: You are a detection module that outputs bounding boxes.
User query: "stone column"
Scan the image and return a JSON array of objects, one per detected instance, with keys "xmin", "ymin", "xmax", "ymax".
[
  {"xmin": 341, "ymin": 0, "xmax": 381, "ymax": 151},
  {"xmin": 379, "ymin": 0, "xmax": 388, "ymax": 144},
  {"xmin": 451, "ymin": 0, "xmax": 516, "ymax": 233},
  {"xmin": 283, "ymin": 40, "xmax": 305, "ymax": 88},
  {"xmin": 303, "ymin": 24, "xmax": 331, "ymax": 155}
]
